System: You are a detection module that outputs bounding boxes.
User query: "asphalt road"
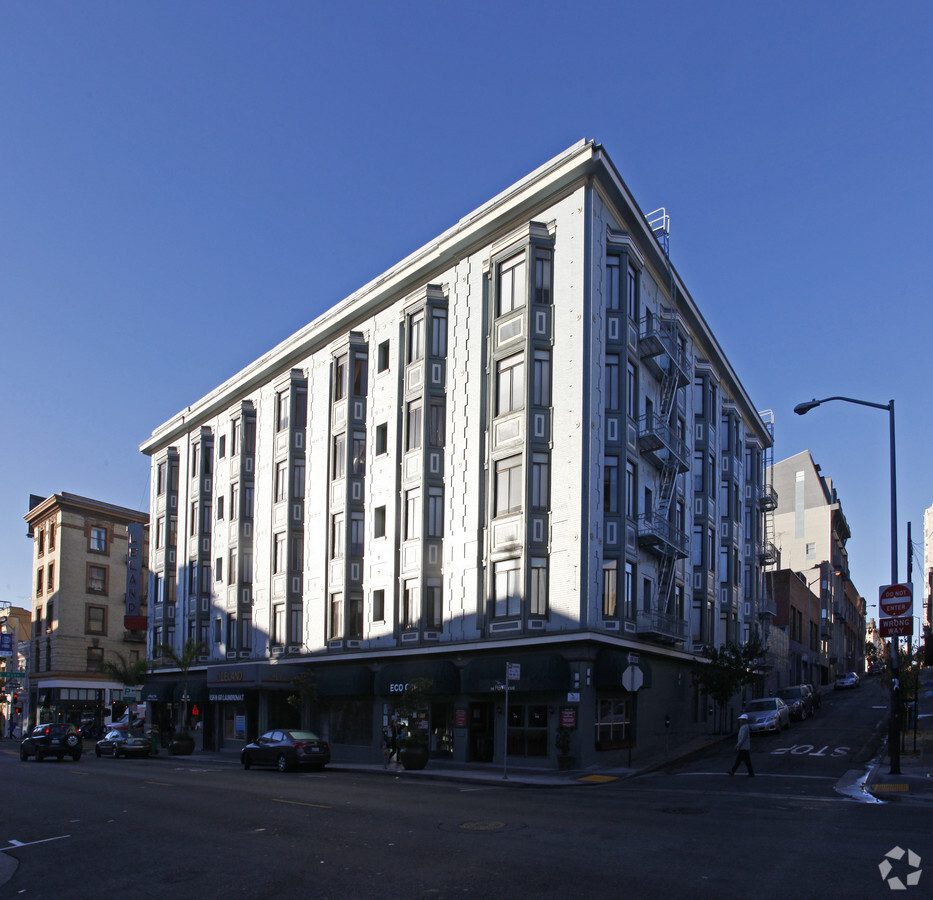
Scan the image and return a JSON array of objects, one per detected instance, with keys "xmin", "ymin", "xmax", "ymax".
[{"xmin": 0, "ymin": 680, "xmax": 926, "ymax": 899}]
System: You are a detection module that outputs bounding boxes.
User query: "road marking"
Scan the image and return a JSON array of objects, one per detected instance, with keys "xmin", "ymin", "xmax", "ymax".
[
  {"xmin": 0, "ymin": 835, "xmax": 70, "ymax": 853},
  {"xmin": 70, "ymin": 771, "xmax": 89, "ymax": 776},
  {"xmin": 272, "ymin": 798, "xmax": 331, "ymax": 809},
  {"xmin": 144, "ymin": 781, "xmax": 173, "ymax": 786}
]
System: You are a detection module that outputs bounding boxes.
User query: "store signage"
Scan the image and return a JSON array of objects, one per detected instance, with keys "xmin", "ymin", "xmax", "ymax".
[
  {"xmin": 209, "ymin": 692, "xmax": 245, "ymax": 702},
  {"xmin": 124, "ymin": 522, "xmax": 146, "ymax": 630}
]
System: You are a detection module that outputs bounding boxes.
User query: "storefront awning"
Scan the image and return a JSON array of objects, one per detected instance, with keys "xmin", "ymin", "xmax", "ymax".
[
  {"xmin": 141, "ymin": 681, "xmax": 176, "ymax": 703},
  {"xmin": 312, "ymin": 665, "xmax": 373, "ymax": 698},
  {"xmin": 173, "ymin": 680, "xmax": 209, "ymax": 704},
  {"xmin": 460, "ymin": 653, "xmax": 570, "ymax": 694},
  {"xmin": 374, "ymin": 659, "xmax": 460, "ymax": 696},
  {"xmin": 206, "ymin": 662, "xmax": 303, "ymax": 691}
]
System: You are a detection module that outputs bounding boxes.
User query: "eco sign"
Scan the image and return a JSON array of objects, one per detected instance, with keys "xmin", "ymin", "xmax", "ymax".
[{"xmin": 879, "ymin": 583, "xmax": 912, "ymax": 619}]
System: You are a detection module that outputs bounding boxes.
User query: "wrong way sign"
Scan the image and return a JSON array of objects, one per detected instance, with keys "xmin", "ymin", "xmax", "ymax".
[{"xmin": 879, "ymin": 583, "xmax": 912, "ymax": 618}]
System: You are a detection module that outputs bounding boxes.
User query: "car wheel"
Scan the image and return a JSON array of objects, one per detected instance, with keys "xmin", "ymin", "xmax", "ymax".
[
  {"xmin": 66, "ymin": 733, "xmax": 79, "ymax": 749},
  {"xmin": 35, "ymin": 749, "xmax": 43, "ymax": 762},
  {"xmin": 113, "ymin": 745, "xmax": 120, "ymax": 759},
  {"xmin": 276, "ymin": 753, "xmax": 290, "ymax": 773},
  {"xmin": 800, "ymin": 707, "xmax": 807, "ymax": 721}
]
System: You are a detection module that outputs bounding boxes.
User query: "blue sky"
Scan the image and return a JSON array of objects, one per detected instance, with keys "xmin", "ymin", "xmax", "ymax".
[{"xmin": 2, "ymin": 1, "xmax": 931, "ymax": 628}]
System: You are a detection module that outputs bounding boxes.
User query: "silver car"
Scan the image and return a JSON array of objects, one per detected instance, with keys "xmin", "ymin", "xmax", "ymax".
[{"xmin": 742, "ymin": 698, "xmax": 790, "ymax": 733}]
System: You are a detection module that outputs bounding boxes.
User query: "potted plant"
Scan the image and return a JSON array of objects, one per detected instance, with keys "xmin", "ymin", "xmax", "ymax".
[
  {"xmin": 159, "ymin": 638, "xmax": 206, "ymax": 755},
  {"xmin": 394, "ymin": 677, "xmax": 433, "ymax": 771},
  {"xmin": 556, "ymin": 725, "xmax": 572, "ymax": 770}
]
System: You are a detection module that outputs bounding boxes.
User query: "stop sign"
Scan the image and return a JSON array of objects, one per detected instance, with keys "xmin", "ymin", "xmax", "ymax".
[{"xmin": 879, "ymin": 583, "xmax": 912, "ymax": 618}]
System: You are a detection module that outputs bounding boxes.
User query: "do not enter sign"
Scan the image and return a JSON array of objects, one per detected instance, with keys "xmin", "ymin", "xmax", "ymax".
[{"xmin": 879, "ymin": 583, "xmax": 912, "ymax": 618}]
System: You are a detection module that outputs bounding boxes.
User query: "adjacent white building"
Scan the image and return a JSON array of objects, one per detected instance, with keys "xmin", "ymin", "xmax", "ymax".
[{"xmin": 141, "ymin": 140, "xmax": 773, "ymax": 768}]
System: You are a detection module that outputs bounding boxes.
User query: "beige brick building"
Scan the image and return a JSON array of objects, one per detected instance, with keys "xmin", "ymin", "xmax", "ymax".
[{"xmin": 24, "ymin": 493, "xmax": 149, "ymax": 732}]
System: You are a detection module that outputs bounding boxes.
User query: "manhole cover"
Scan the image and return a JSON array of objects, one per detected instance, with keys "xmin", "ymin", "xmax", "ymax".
[{"xmin": 460, "ymin": 821, "xmax": 507, "ymax": 832}]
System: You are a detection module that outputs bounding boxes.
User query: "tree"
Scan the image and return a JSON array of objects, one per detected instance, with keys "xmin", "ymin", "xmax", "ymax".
[
  {"xmin": 692, "ymin": 634, "xmax": 766, "ymax": 732},
  {"xmin": 158, "ymin": 638, "xmax": 205, "ymax": 736},
  {"xmin": 103, "ymin": 652, "xmax": 150, "ymax": 727}
]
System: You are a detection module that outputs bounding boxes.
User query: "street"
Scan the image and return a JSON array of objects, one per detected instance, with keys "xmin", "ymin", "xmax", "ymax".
[{"xmin": 0, "ymin": 679, "xmax": 927, "ymax": 899}]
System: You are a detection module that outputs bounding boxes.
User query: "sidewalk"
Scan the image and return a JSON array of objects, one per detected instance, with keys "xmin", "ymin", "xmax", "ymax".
[{"xmin": 866, "ymin": 714, "xmax": 933, "ymax": 804}]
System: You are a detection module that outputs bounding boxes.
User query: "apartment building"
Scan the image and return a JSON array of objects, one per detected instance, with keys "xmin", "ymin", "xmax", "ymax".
[
  {"xmin": 24, "ymin": 493, "xmax": 149, "ymax": 732},
  {"xmin": 141, "ymin": 140, "xmax": 773, "ymax": 768},
  {"xmin": 769, "ymin": 451, "xmax": 866, "ymax": 684}
]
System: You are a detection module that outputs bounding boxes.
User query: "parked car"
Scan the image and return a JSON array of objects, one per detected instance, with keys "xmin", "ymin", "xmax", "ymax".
[
  {"xmin": 241, "ymin": 729, "xmax": 331, "ymax": 772},
  {"xmin": 20, "ymin": 723, "xmax": 82, "ymax": 762},
  {"xmin": 803, "ymin": 683, "xmax": 821, "ymax": 709},
  {"xmin": 775, "ymin": 685, "xmax": 813, "ymax": 720},
  {"xmin": 742, "ymin": 697, "xmax": 790, "ymax": 733},
  {"xmin": 95, "ymin": 729, "xmax": 151, "ymax": 758},
  {"xmin": 835, "ymin": 671, "xmax": 860, "ymax": 690}
]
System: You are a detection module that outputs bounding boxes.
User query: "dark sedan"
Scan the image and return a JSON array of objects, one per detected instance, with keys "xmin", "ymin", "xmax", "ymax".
[
  {"xmin": 241, "ymin": 729, "xmax": 330, "ymax": 772},
  {"xmin": 95, "ymin": 729, "xmax": 151, "ymax": 758}
]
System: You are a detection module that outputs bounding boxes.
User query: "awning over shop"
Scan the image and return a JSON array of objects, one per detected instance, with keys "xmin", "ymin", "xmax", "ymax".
[
  {"xmin": 594, "ymin": 650, "xmax": 652, "ymax": 691},
  {"xmin": 141, "ymin": 681, "xmax": 176, "ymax": 703},
  {"xmin": 374, "ymin": 659, "xmax": 460, "ymax": 696},
  {"xmin": 173, "ymin": 680, "xmax": 209, "ymax": 704},
  {"xmin": 460, "ymin": 653, "xmax": 571, "ymax": 694},
  {"xmin": 206, "ymin": 662, "xmax": 303, "ymax": 691},
  {"xmin": 312, "ymin": 665, "xmax": 373, "ymax": 698}
]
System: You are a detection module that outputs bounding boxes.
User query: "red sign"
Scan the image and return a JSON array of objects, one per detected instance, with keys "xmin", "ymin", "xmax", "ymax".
[
  {"xmin": 560, "ymin": 707, "xmax": 577, "ymax": 728},
  {"xmin": 879, "ymin": 583, "xmax": 912, "ymax": 618},
  {"xmin": 879, "ymin": 617, "xmax": 913, "ymax": 638},
  {"xmin": 455, "ymin": 708, "xmax": 467, "ymax": 728}
]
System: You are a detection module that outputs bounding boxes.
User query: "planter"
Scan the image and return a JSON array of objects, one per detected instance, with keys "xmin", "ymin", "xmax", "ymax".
[
  {"xmin": 398, "ymin": 743, "xmax": 429, "ymax": 770},
  {"xmin": 557, "ymin": 754, "xmax": 573, "ymax": 771},
  {"xmin": 170, "ymin": 735, "xmax": 195, "ymax": 756}
]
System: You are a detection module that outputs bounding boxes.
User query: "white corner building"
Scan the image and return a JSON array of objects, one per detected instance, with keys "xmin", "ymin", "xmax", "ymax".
[{"xmin": 140, "ymin": 140, "xmax": 773, "ymax": 768}]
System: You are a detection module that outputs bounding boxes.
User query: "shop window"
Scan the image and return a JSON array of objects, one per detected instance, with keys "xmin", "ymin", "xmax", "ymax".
[{"xmin": 506, "ymin": 704, "xmax": 548, "ymax": 757}]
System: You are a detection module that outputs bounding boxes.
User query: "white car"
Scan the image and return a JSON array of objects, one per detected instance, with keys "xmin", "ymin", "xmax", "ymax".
[
  {"xmin": 835, "ymin": 671, "xmax": 860, "ymax": 690},
  {"xmin": 742, "ymin": 698, "xmax": 790, "ymax": 733}
]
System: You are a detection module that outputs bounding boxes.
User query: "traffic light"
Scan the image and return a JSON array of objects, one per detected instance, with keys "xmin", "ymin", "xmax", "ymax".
[{"xmin": 12, "ymin": 692, "xmax": 21, "ymax": 713}]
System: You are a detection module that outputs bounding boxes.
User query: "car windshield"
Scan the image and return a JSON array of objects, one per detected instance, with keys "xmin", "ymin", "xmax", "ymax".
[
  {"xmin": 287, "ymin": 731, "xmax": 322, "ymax": 742},
  {"xmin": 745, "ymin": 700, "xmax": 777, "ymax": 712}
]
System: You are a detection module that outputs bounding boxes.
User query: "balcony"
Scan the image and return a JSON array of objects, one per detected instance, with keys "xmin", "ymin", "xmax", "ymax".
[
  {"xmin": 637, "ymin": 415, "xmax": 690, "ymax": 473},
  {"xmin": 758, "ymin": 540, "xmax": 778, "ymax": 566},
  {"xmin": 636, "ymin": 513, "xmax": 689, "ymax": 558},
  {"xmin": 757, "ymin": 485, "xmax": 778, "ymax": 511},
  {"xmin": 638, "ymin": 317, "xmax": 691, "ymax": 386},
  {"xmin": 636, "ymin": 610, "xmax": 688, "ymax": 645},
  {"xmin": 757, "ymin": 597, "xmax": 777, "ymax": 618}
]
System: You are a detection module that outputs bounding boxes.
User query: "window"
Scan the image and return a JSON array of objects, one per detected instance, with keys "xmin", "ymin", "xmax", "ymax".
[
  {"xmin": 334, "ymin": 355, "xmax": 347, "ymax": 401},
  {"xmin": 36, "ymin": 567, "xmax": 43, "ymax": 597},
  {"xmin": 273, "ymin": 605, "xmax": 285, "ymax": 645},
  {"xmin": 244, "ymin": 484, "xmax": 254, "ymax": 519},
  {"xmin": 604, "ymin": 354, "xmax": 621, "ymax": 410},
  {"xmin": 190, "ymin": 502, "xmax": 199, "ymax": 536},
  {"xmin": 333, "ymin": 434, "xmax": 346, "ymax": 479},
  {"xmin": 218, "ymin": 435, "xmax": 226, "ymax": 458},
  {"xmin": 290, "ymin": 534, "xmax": 303, "ymax": 571},
  {"xmin": 408, "ymin": 311, "xmax": 425, "ymax": 363},
  {"xmin": 406, "ymin": 401, "xmax": 422, "ymax": 451},
  {"xmin": 330, "ymin": 593, "xmax": 343, "ymax": 640},
  {"xmin": 352, "ymin": 356, "xmax": 368, "ymax": 395},
  {"xmin": 38, "ymin": 528, "xmax": 45, "ymax": 555},
  {"xmin": 232, "ymin": 419, "xmax": 240, "ymax": 456},
  {"xmin": 374, "ymin": 506, "xmax": 386, "ymax": 538},
  {"xmin": 351, "ymin": 436, "xmax": 365, "ymax": 476},
  {"xmin": 532, "ymin": 350, "xmax": 551, "ymax": 407},
  {"xmin": 534, "ymin": 250, "xmax": 552, "ymax": 305},
  {"xmin": 229, "ymin": 549, "xmax": 238, "ymax": 583},
  {"xmin": 806, "ymin": 542, "xmax": 816, "ymax": 560},
  {"xmin": 86, "ymin": 647, "xmax": 104, "ymax": 673},
  {"xmin": 431, "ymin": 309, "xmax": 447, "ymax": 357},
  {"xmin": 625, "ymin": 461, "xmax": 636, "ymax": 518},
  {"xmin": 378, "ymin": 340, "xmax": 390, "ymax": 372},
  {"xmin": 87, "ymin": 565, "xmax": 107, "ymax": 594},
  {"xmin": 627, "ymin": 362, "xmax": 636, "ymax": 414},
  {"xmin": 498, "ymin": 254, "xmax": 526, "ymax": 315},
  {"xmin": 606, "ymin": 254, "xmax": 621, "ymax": 310},
  {"xmin": 596, "ymin": 698, "xmax": 629, "ymax": 749},
  {"xmin": 427, "ymin": 487, "xmax": 444, "ymax": 538},
  {"xmin": 429, "ymin": 400, "xmax": 445, "ymax": 447},
  {"xmin": 375, "ymin": 423, "xmax": 388, "ymax": 455},
  {"xmin": 348, "ymin": 594, "xmax": 363, "ymax": 638},
  {"xmin": 496, "ymin": 354, "xmax": 524, "ymax": 415},
  {"xmin": 45, "ymin": 600, "xmax": 54, "ymax": 632},
  {"xmin": 495, "ymin": 456, "xmax": 522, "ymax": 516},
  {"xmin": 157, "ymin": 461, "xmax": 167, "ymax": 494},
  {"xmin": 293, "ymin": 458, "xmax": 306, "ymax": 499},
  {"xmin": 425, "ymin": 583, "xmax": 442, "ymax": 630},
  {"xmin": 202, "ymin": 502, "xmax": 211, "ymax": 534},
  {"xmin": 217, "ymin": 496, "xmax": 224, "ymax": 520},
  {"xmin": 191, "ymin": 444, "xmax": 200, "ymax": 478},
  {"xmin": 531, "ymin": 453, "xmax": 549, "ymax": 510},
  {"xmin": 46, "ymin": 562, "xmax": 54, "ymax": 592},
  {"xmin": 373, "ymin": 588, "xmax": 385, "ymax": 621},
  {"xmin": 405, "ymin": 491, "xmax": 421, "ymax": 540},
  {"xmin": 276, "ymin": 390, "xmax": 289, "ymax": 431},
  {"xmin": 275, "ymin": 460, "xmax": 289, "ymax": 502},
  {"xmin": 89, "ymin": 526, "xmax": 107, "ymax": 553},
  {"xmin": 169, "ymin": 516, "xmax": 177, "ymax": 547},
  {"xmin": 289, "ymin": 608, "xmax": 302, "ymax": 645},
  {"xmin": 274, "ymin": 533, "xmax": 287, "ymax": 574},
  {"xmin": 530, "ymin": 559, "xmax": 547, "ymax": 616},
  {"xmin": 493, "ymin": 559, "xmax": 521, "ymax": 618},
  {"xmin": 624, "ymin": 561, "xmax": 634, "ymax": 618},
  {"xmin": 402, "ymin": 580, "xmax": 419, "ymax": 630},
  {"xmin": 627, "ymin": 265, "xmax": 638, "ymax": 319},
  {"xmin": 215, "ymin": 557, "xmax": 223, "ymax": 582},
  {"xmin": 293, "ymin": 387, "xmax": 307, "ymax": 429},
  {"xmin": 48, "ymin": 523, "xmax": 55, "ymax": 550},
  {"xmin": 350, "ymin": 513, "xmax": 364, "ymax": 557},
  {"xmin": 331, "ymin": 514, "xmax": 345, "ymax": 559},
  {"xmin": 604, "ymin": 457, "xmax": 619, "ymax": 513},
  {"xmin": 602, "ymin": 560, "xmax": 617, "ymax": 616},
  {"xmin": 241, "ymin": 549, "xmax": 254, "ymax": 584},
  {"xmin": 86, "ymin": 605, "xmax": 106, "ymax": 635}
]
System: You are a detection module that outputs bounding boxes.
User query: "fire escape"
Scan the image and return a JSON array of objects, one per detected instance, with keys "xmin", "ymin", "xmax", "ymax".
[{"xmin": 635, "ymin": 209, "xmax": 691, "ymax": 644}]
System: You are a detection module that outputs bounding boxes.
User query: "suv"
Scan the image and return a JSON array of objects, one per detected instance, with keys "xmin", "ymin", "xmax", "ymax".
[
  {"xmin": 775, "ymin": 685, "xmax": 814, "ymax": 721},
  {"xmin": 20, "ymin": 723, "xmax": 83, "ymax": 762}
]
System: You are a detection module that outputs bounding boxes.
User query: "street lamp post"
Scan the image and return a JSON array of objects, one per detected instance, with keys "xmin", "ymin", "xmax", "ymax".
[{"xmin": 794, "ymin": 395, "xmax": 900, "ymax": 774}]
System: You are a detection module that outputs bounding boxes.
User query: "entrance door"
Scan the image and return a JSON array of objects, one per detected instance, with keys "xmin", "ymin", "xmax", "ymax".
[{"xmin": 468, "ymin": 702, "xmax": 494, "ymax": 762}]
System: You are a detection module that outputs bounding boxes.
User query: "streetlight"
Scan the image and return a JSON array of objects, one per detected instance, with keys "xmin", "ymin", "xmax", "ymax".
[{"xmin": 794, "ymin": 395, "xmax": 901, "ymax": 774}]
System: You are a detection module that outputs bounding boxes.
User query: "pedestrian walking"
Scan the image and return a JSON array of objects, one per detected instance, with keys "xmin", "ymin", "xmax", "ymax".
[{"xmin": 728, "ymin": 713, "xmax": 755, "ymax": 777}]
